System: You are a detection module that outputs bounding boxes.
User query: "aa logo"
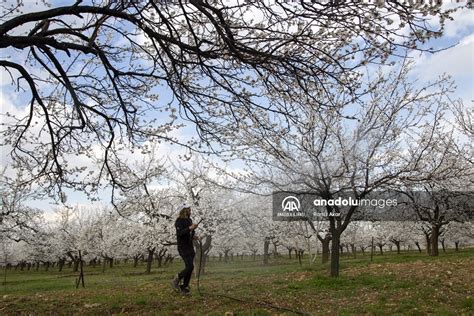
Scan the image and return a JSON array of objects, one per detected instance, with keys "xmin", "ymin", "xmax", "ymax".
[{"xmin": 282, "ymin": 196, "xmax": 300, "ymax": 212}]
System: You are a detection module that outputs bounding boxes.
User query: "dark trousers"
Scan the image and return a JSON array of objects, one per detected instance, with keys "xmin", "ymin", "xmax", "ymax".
[{"xmin": 178, "ymin": 249, "xmax": 195, "ymax": 288}]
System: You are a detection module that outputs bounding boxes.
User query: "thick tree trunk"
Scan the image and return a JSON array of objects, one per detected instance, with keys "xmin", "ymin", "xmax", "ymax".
[
  {"xmin": 146, "ymin": 248, "xmax": 155, "ymax": 274},
  {"xmin": 425, "ymin": 233, "xmax": 431, "ymax": 255},
  {"xmin": 455, "ymin": 241, "xmax": 459, "ymax": 251},
  {"xmin": 430, "ymin": 224, "xmax": 439, "ymax": 256},
  {"xmin": 133, "ymin": 256, "xmax": 139, "ymax": 268},
  {"xmin": 321, "ymin": 237, "xmax": 330, "ymax": 264},
  {"xmin": 330, "ymin": 231, "xmax": 340, "ymax": 277}
]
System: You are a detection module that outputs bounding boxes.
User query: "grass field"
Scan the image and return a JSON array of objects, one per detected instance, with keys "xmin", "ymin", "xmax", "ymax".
[{"xmin": 1, "ymin": 249, "xmax": 473, "ymax": 315}]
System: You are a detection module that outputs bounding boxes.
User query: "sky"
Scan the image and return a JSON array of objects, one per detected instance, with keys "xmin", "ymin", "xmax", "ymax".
[{"xmin": 0, "ymin": 0, "xmax": 473, "ymax": 222}]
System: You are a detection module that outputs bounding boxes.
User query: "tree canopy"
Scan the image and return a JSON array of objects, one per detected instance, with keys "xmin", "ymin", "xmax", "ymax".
[{"xmin": 0, "ymin": 0, "xmax": 461, "ymax": 199}]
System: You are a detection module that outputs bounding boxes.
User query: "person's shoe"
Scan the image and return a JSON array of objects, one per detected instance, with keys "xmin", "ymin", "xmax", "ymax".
[
  {"xmin": 170, "ymin": 275, "xmax": 180, "ymax": 292},
  {"xmin": 180, "ymin": 286, "xmax": 191, "ymax": 295}
]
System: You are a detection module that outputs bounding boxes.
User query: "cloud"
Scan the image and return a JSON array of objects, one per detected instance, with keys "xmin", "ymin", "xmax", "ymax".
[
  {"xmin": 412, "ymin": 33, "xmax": 474, "ymax": 85},
  {"xmin": 443, "ymin": 6, "xmax": 474, "ymax": 38}
]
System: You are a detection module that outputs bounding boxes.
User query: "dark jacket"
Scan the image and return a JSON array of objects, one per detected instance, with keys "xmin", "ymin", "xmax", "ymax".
[{"xmin": 175, "ymin": 217, "xmax": 195, "ymax": 253}]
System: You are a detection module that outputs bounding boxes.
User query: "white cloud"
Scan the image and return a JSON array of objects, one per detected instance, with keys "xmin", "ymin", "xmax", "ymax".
[
  {"xmin": 444, "ymin": 6, "xmax": 474, "ymax": 38},
  {"xmin": 412, "ymin": 33, "xmax": 474, "ymax": 82}
]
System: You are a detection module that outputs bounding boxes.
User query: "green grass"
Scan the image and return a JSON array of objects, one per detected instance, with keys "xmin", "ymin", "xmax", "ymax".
[{"xmin": 1, "ymin": 249, "xmax": 473, "ymax": 315}]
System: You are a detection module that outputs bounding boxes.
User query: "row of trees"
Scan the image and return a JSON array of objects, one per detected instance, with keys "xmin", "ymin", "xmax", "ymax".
[{"xmin": 1, "ymin": 200, "xmax": 473, "ymax": 274}]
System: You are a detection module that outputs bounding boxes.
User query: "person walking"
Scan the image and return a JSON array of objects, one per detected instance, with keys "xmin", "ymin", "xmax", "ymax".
[{"xmin": 171, "ymin": 204, "xmax": 198, "ymax": 295}]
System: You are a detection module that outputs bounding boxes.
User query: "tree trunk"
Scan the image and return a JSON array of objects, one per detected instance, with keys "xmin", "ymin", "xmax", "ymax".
[
  {"xmin": 415, "ymin": 242, "xmax": 422, "ymax": 253},
  {"xmin": 430, "ymin": 224, "xmax": 439, "ymax": 256},
  {"xmin": 455, "ymin": 241, "xmax": 459, "ymax": 251},
  {"xmin": 133, "ymin": 256, "xmax": 139, "ymax": 268},
  {"xmin": 224, "ymin": 250, "xmax": 229, "ymax": 263},
  {"xmin": 75, "ymin": 250, "xmax": 85, "ymax": 288},
  {"xmin": 146, "ymin": 248, "xmax": 155, "ymax": 274},
  {"xmin": 425, "ymin": 233, "xmax": 431, "ymax": 255},
  {"xmin": 58, "ymin": 258, "xmax": 65, "ymax": 272},
  {"xmin": 330, "ymin": 231, "xmax": 340, "ymax": 277},
  {"xmin": 321, "ymin": 238, "xmax": 330, "ymax": 264},
  {"xmin": 394, "ymin": 241, "xmax": 401, "ymax": 254},
  {"xmin": 73, "ymin": 259, "xmax": 79, "ymax": 273},
  {"xmin": 378, "ymin": 244, "xmax": 384, "ymax": 255},
  {"xmin": 441, "ymin": 238, "xmax": 446, "ymax": 253},
  {"xmin": 263, "ymin": 238, "xmax": 270, "ymax": 265},
  {"xmin": 194, "ymin": 235, "xmax": 212, "ymax": 276}
]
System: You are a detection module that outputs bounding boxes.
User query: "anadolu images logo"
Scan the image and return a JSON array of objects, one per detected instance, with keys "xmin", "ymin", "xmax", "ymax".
[{"xmin": 282, "ymin": 196, "xmax": 300, "ymax": 212}]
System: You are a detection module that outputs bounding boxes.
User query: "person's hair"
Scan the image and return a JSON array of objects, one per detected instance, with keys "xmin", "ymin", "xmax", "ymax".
[{"xmin": 178, "ymin": 207, "xmax": 191, "ymax": 219}]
